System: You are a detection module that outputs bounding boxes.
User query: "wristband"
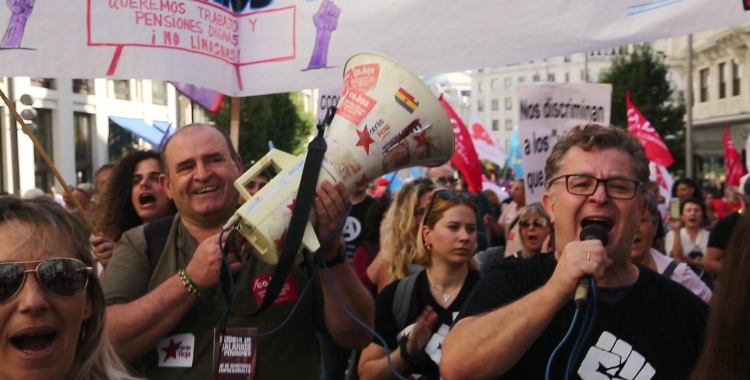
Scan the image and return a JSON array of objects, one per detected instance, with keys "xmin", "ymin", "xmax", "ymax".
[
  {"xmin": 323, "ymin": 246, "xmax": 347, "ymax": 268},
  {"xmin": 179, "ymin": 269, "xmax": 205, "ymax": 299}
]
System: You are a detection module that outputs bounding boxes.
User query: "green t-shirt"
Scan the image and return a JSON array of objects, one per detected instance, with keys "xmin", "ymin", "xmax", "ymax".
[{"xmin": 103, "ymin": 214, "xmax": 329, "ymax": 380}]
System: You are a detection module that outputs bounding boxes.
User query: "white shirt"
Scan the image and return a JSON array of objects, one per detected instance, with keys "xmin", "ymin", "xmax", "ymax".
[
  {"xmin": 650, "ymin": 248, "xmax": 712, "ymax": 303},
  {"xmin": 664, "ymin": 228, "xmax": 709, "ymax": 259}
]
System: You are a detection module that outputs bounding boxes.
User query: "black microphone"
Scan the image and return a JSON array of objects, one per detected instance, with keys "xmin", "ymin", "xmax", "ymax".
[{"xmin": 574, "ymin": 222, "xmax": 609, "ymax": 306}]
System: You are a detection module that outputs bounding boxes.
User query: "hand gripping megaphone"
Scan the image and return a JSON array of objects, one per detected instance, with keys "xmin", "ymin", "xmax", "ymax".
[{"xmin": 231, "ymin": 52, "xmax": 455, "ymax": 264}]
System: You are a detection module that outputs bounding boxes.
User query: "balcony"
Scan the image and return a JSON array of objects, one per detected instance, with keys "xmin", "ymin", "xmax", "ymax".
[{"xmin": 693, "ymin": 96, "xmax": 748, "ymax": 125}]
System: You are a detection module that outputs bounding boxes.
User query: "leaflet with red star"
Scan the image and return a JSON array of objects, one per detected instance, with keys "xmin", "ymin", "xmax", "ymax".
[{"xmin": 162, "ymin": 339, "xmax": 182, "ymax": 362}]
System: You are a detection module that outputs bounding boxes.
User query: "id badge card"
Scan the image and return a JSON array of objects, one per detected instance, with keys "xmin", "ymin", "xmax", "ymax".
[{"xmin": 213, "ymin": 328, "xmax": 257, "ymax": 380}]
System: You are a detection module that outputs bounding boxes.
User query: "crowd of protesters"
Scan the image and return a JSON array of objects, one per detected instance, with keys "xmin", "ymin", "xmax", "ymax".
[{"xmin": 0, "ymin": 123, "xmax": 748, "ymax": 380}]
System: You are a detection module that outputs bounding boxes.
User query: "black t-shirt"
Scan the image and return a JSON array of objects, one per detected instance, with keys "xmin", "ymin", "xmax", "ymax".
[
  {"xmin": 344, "ymin": 195, "xmax": 375, "ymax": 258},
  {"xmin": 457, "ymin": 253, "xmax": 708, "ymax": 380},
  {"xmin": 374, "ymin": 269, "xmax": 481, "ymax": 379},
  {"xmin": 707, "ymin": 211, "xmax": 741, "ymax": 251}
]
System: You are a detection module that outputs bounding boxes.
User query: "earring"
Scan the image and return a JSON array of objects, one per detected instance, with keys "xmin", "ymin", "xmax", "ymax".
[
  {"xmin": 80, "ymin": 323, "xmax": 87, "ymax": 342},
  {"xmin": 425, "ymin": 243, "xmax": 432, "ymax": 251}
]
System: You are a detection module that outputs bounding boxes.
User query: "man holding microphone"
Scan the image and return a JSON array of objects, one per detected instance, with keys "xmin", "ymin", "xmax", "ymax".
[{"xmin": 440, "ymin": 125, "xmax": 708, "ymax": 380}]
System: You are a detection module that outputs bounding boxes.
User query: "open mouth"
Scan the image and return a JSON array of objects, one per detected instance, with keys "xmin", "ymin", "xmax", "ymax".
[
  {"xmin": 10, "ymin": 329, "xmax": 57, "ymax": 354},
  {"xmin": 633, "ymin": 237, "xmax": 642, "ymax": 246},
  {"xmin": 139, "ymin": 193, "xmax": 156, "ymax": 206},
  {"xmin": 195, "ymin": 186, "xmax": 219, "ymax": 195},
  {"xmin": 527, "ymin": 235, "xmax": 540, "ymax": 245},
  {"xmin": 581, "ymin": 217, "xmax": 614, "ymax": 232}
]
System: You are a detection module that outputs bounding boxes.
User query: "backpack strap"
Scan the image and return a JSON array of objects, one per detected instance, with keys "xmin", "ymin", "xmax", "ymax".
[
  {"xmin": 143, "ymin": 216, "xmax": 175, "ymax": 273},
  {"xmin": 392, "ymin": 271, "xmax": 421, "ymax": 331},
  {"xmin": 662, "ymin": 260, "xmax": 679, "ymax": 279}
]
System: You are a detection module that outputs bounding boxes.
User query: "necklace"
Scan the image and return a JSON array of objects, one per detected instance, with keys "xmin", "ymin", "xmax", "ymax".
[{"xmin": 431, "ymin": 284, "xmax": 462, "ymax": 303}]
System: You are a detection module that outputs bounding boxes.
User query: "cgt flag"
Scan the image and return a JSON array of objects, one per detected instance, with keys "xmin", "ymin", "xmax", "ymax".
[
  {"xmin": 724, "ymin": 125, "xmax": 747, "ymax": 187},
  {"xmin": 469, "ymin": 114, "xmax": 506, "ymax": 167},
  {"xmin": 626, "ymin": 92, "xmax": 674, "ymax": 168},
  {"xmin": 439, "ymin": 95, "xmax": 483, "ymax": 193}
]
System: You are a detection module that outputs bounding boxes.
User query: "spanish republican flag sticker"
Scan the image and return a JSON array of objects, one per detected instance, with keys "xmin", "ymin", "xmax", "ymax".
[{"xmin": 395, "ymin": 88, "xmax": 419, "ymax": 113}]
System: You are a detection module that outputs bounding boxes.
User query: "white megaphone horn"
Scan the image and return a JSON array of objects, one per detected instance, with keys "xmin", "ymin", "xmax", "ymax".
[{"xmin": 230, "ymin": 52, "xmax": 455, "ymax": 264}]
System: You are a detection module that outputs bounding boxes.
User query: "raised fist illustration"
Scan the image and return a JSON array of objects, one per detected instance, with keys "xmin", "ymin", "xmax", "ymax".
[
  {"xmin": 1, "ymin": 0, "xmax": 35, "ymax": 49},
  {"xmin": 307, "ymin": 0, "xmax": 341, "ymax": 70}
]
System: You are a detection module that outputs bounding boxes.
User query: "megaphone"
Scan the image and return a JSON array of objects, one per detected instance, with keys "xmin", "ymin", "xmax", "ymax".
[{"xmin": 231, "ymin": 52, "xmax": 455, "ymax": 264}]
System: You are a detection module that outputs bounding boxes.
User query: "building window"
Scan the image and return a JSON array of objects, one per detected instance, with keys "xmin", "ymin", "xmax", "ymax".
[
  {"xmin": 732, "ymin": 61, "xmax": 741, "ymax": 97},
  {"xmin": 72, "ymin": 79, "xmax": 95, "ymax": 95},
  {"xmin": 505, "ymin": 140, "xmax": 510, "ymax": 153},
  {"xmin": 547, "ymin": 73, "xmax": 556, "ymax": 82},
  {"xmin": 112, "ymin": 80, "xmax": 131, "ymax": 101},
  {"xmin": 518, "ymin": 76, "xmax": 526, "ymax": 83},
  {"xmin": 74, "ymin": 113, "xmax": 93, "ymax": 184},
  {"xmin": 460, "ymin": 90, "xmax": 471, "ymax": 98},
  {"xmin": 565, "ymin": 73, "xmax": 570, "ymax": 83},
  {"xmin": 478, "ymin": 100, "xmax": 484, "ymax": 112},
  {"xmin": 719, "ymin": 62, "xmax": 727, "ymax": 99},
  {"xmin": 152, "ymin": 80, "xmax": 168, "ymax": 106},
  {"xmin": 505, "ymin": 119, "xmax": 513, "ymax": 131},
  {"xmin": 477, "ymin": 81, "xmax": 483, "ymax": 94},
  {"xmin": 491, "ymin": 79, "xmax": 500, "ymax": 90},
  {"xmin": 491, "ymin": 100, "xmax": 499, "ymax": 111},
  {"xmin": 504, "ymin": 98, "xmax": 512, "ymax": 110},
  {"xmin": 532, "ymin": 74, "xmax": 540, "ymax": 82},
  {"xmin": 477, "ymin": 68, "xmax": 484, "ymax": 73},
  {"xmin": 699, "ymin": 68, "xmax": 709, "ymax": 102},
  {"xmin": 564, "ymin": 55, "xmax": 572, "ymax": 63},
  {"xmin": 580, "ymin": 70, "xmax": 588, "ymax": 81},
  {"xmin": 30, "ymin": 78, "xmax": 56, "ymax": 90},
  {"xmin": 34, "ymin": 109, "xmax": 54, "ymax": 191},
  {"xmin": 492, "ymin": 119, "xmax": 499, "ymax": 131},
  {"xmin": 504, "ymin": 77, "xmax": 512, "ymax": 88}
]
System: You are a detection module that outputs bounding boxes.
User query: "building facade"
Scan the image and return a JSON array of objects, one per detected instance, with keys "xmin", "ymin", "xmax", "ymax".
[
  {"xmin": 0, "ymin": 77, "xmax": 180, "ymax": 195},
  {"xmin": 423, "ymin": 72, "xmax": 472, "ymax": 123},
  {"xmin": 665, "ymin": 25, "xmax": 750, "ymax": 180},
  {"xmin": 471, "ymin": 49, "xmax": 632, "ymax": 153}
]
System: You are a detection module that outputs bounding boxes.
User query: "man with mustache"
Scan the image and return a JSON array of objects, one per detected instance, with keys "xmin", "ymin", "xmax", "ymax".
[
  {"xmin": 102, "ymin": 124, "xmax": 374, "ymax": 379},
  {"xmin": 441, "ymin": 125, "xmax": 708, "ymax": 380}
]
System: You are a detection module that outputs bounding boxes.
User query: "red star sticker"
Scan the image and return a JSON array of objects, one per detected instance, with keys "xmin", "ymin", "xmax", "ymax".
[
  {"xmin": 162, "ymin": 339, "xmax": 182, "ymax": 362},
  {"xmin": 355, "ymin": 175, "xmax": 368, "ymax": 188},
  {"xmin": 287, "ymin": 198, "xmax": 297, "ymax": 211},
  {"xmin": 412, "ymin": 130, "xmax": 435, "ymax": 149},
  {"xmin": 355, "ymin": 126, "xmax": 376, "ymax": 155}
]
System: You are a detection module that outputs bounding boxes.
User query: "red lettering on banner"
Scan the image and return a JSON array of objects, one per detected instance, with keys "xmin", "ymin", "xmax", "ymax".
[{"xmin": 251, "ymin": 274, "xmax": 299, "ymax": 306}]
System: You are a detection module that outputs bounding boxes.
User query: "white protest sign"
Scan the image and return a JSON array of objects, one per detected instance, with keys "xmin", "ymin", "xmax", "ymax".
[
  {"xmin": 0, "ymin": 0, "xmax": 746, "ymax": 96},
  {"xmin": 517, "ymin": 83, "xmax": 612, "ymax": 205}
]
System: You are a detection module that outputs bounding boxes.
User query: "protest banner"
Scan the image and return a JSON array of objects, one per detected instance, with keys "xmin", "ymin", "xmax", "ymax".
[
  {"xmin": 517, "ymin": 83, "xmax": 612, "ymax": 205},
  {"xmin": 0, "ymin": 0, "xmax": 745, "ymax": 96}
]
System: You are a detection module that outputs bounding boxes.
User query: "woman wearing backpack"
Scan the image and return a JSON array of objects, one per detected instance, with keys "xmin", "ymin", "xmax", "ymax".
[{"xmin": 358, "ymin": 189, "xmax": 481, "ymax": 380}]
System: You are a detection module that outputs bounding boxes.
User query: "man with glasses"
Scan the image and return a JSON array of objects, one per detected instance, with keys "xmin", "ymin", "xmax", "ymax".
[
  {"xmin": 427, "ymin": 165, "xmax": 458, "ymax": 189},
  {"xmin": 102, "ymin": 124, "xmax": 374, "ymax": 380},
  {"xmin": 441, "ymin": 124, "xmax": 708, "ymax": 380}
]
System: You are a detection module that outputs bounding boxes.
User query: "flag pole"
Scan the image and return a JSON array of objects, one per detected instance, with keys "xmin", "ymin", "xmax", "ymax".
[
  {"xmin": 230, "ymin": 97, "xmax": 241, "ymax": 151},
  {"xmin": 685, "ymin": 34, "xmax": 694, "ymax": 179}
]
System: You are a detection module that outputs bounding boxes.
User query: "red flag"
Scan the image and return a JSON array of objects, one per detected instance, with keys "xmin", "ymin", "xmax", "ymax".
[
  {"xmin": 626, "ymin": 92, "xmax": 674, "ymax": 167},
  {"xmin": 724, "ymin": 125, "xmax": 747, "ymax": 187},
  {"xmin": 439, "ymin": 95, "xmax": 483, "ymax": 193}
]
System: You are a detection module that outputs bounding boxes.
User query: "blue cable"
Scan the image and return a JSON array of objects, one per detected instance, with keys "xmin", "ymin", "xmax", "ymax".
[
  {"xmin": 218, "ymin": 205, "xmax": 408, "ymax": 380},
  {"xmin": 546, "ymin": 307, "xmax": 582, "ymax": 380},
  {"xmin": 565, "ymin": 277, "xmax": 598, "ymax": 380}
]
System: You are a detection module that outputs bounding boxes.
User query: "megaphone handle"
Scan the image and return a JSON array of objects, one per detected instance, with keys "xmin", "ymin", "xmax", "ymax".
[{"xmin": 244, "ymin": 129, "xmax": 328, "ymax": 317}]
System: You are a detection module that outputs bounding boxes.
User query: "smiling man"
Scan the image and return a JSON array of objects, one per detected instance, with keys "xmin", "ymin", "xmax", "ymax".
[
  {"xmin": 440, "ymin": 125, "xmax": 708, "ymax": 380},
  {"xmin": 102, "ymin": 124, "xmax": 374, "ymax": 379}
]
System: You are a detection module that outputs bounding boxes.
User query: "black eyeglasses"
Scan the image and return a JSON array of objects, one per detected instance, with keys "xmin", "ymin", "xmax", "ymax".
[
  {"xmin": 519, "ymin": 217, "xmax": 548, "ymax": 229},
  {"xmin": 434, "ymin": 176, "xmax": 457, "ymax": 186},
  {"xmin": 0, "ymin": 258, "xmax": 92, "ymax": 302},
  {"xmin": 547, "ymin": 174, "xmax": 642, "ymax": 200},
  {"xmin": 422, "ymin": 189, "xmax": 477, "ymax": 223}
]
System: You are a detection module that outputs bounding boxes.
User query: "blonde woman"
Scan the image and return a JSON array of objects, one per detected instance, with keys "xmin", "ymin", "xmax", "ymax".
[
  {"xmin": 359, "ymin": 189, "xmax": 480, "ymax": 380},
  {"xmin": 0, "ymin": 197, "xmax": 140, "ymax": 380},
  {"xmin": 514, "ymin": 203, "xmax": 553, "ymax": 258},
  {"xmin": 376, "ymin": 178, "xmax": 437, "ymax": 292}
]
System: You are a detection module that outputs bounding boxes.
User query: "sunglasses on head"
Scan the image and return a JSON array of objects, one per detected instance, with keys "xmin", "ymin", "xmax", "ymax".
[
  {"xmin": 518, "ymin": 217, "xmax": 548, "ymax": 229},
  {"xmin": 422, "ymin": 189, "xmax": 477, "ymax": 223},
  {"xmin": 0, "ymin": 258, "xmax": 92, "ymax": 302}
]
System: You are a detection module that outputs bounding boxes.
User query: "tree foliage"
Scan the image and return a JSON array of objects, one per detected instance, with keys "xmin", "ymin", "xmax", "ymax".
[
  {"xmin": 207, "ymin": 93, "xmax": 315, "ymax": 166},
  {"xmin": 599, "ymin": 44, "xmax": 686, "ymax": 173}
]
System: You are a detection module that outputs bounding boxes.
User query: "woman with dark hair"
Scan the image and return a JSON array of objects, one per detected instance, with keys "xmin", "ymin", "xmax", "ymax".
[
  {"xmin": 667, "ymin": 198, "xmax": 713, "ymax": 289},
  {"xmin": 351, "ymin": 193, "xmax": 393, "ymax": 297},
  {"xmin": 672, "ymin": 179, "xmax": 715, "ymax": 225},
  {"xmin": 91, "ymin": 150, "xmax": 176, "ymax": 271},
  {"xmin": 691, "ymin": 215, "xmax": 750, "ymax": 380},
  {"xmin": 0, "ymin": 197, "xmax": 141, "ymax": 380}
]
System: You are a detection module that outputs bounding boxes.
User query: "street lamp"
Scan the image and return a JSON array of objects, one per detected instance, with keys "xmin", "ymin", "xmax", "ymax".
[{"xmin": 8, "ymin": 88, "xmax": 35, "ymax": 195}]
